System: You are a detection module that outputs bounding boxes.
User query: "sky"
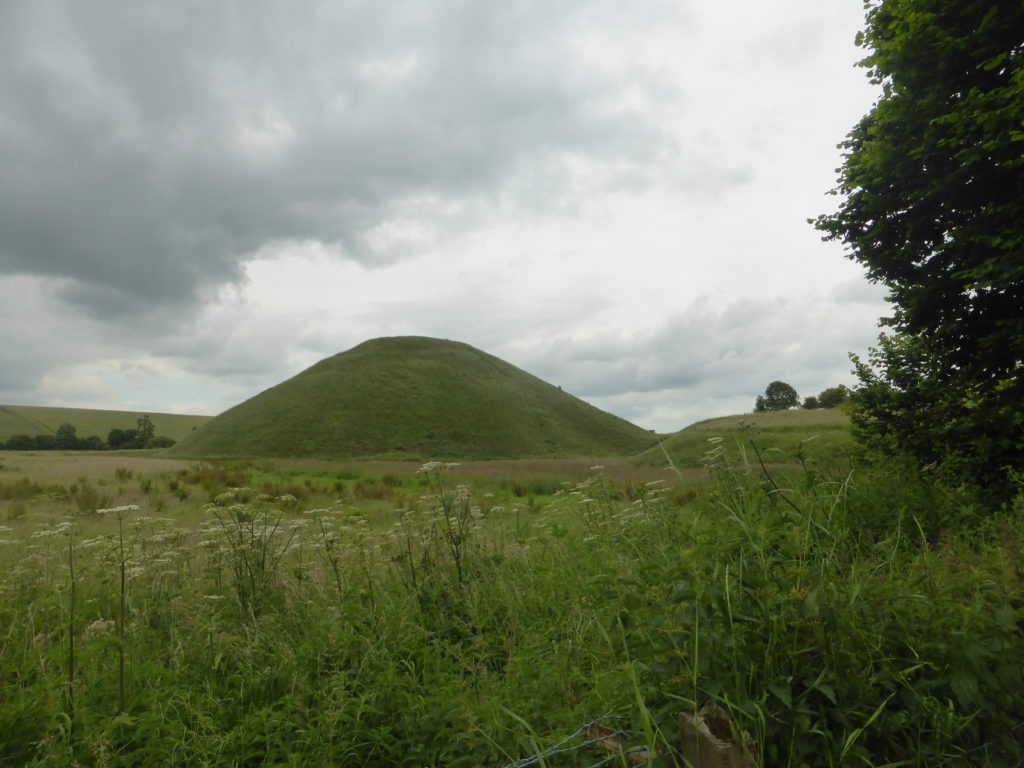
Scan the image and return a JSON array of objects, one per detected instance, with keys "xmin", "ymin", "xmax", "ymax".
[{"xmin": 0, "ymin": 0, "xmax": 889, "ymax": 433}]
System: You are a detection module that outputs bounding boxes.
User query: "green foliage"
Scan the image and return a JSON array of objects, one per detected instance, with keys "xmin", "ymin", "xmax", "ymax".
[
  {"xmin": 77, "ymin": 434, "xmax": 104, "ymax": 450},
  {"xmin": 110, "ymin": 428, "xmax": 142, "ymax": 449},
  {"xmin": 625, "ymin": 452, "xmax": 1024, "ymax": 766},
  {"xmin": 757, "ymin": 381, "xmax": 799, "ymax": 412},
  {"xmin": 170, "ymin": 336, "xmax": 657, "ymax": 460},
  {"xmin": 815, "ymin": 0, "xmax": 1024, "ymax": 502},
  {"xmin": 1, "ymin": 458, "xmax": 1022, "ymax": 765},
  {"xmin": 55, "ymin": 422, "xmax": 78, "ymax": 450},
  {"xmin": 802, "ymin": 395, "xmax": 820, "ymax": 410},
  {"xmin": 0, "ymin": 477, "xmax": 47, "ymax": 501},
  {"xmin": 4, "ymin": 433, "xmax": 33, "ymax": 450},
  {"xmin": 107, "ymin": 427, "xmax": 129, "ymax": 448},
  {"xmin": 70, "ymin": 478, "xmax": 111, "ymax": 514},
  {"xmin": 1, "ymin": 422, "xmax": 172, "ymax": 452},
  {"xmin": 851, "ymin": 333, "xmax": 1023, "ymax": 502},
  {"xmin": 817, "ymin": 385, "xmax": 850, "ymax": 409},
  {"xmin": 137, "ymin": 415, "xmax": 155, "ymax": 445}
]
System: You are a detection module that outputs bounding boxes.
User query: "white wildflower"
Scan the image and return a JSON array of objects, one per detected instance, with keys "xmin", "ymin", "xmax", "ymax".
[{"xmin": 96, "ymin": 505, "xmax": 141, "ymax": 515}]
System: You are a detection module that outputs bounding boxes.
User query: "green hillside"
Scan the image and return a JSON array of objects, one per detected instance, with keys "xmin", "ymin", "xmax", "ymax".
[
  {"xmin": 636, "ymin": 408, "xmax": 854, "ymax": 467},
  {"xmin": 0, "ymin": 404, "xmax": 211, "ymax": 442},
  {"xmin": 170, "ymin": 336, "xmax": 658, "ymax": 460}
]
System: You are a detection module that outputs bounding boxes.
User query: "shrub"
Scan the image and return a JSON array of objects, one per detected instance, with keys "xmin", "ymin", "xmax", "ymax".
[{"xmin": 4, "ymin": 434, "xmax": 33, "ymax": 451}]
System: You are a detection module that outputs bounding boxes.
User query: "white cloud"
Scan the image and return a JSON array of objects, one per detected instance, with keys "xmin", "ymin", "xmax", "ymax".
[{"xmin": 0, "ymin": 0, "xmax": 887, "ymax": 432}]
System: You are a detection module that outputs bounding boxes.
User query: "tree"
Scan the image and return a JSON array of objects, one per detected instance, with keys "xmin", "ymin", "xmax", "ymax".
[
  {"xmin": 5, "ymin": 434, "xmax": 33, "ymax": 450},
  {"xmin": 817, "ymin": 385, "xmax": 850, "ymax": 409},
  {"xmin": 815, "ymin": 0, "xmax": 1024, "ymax": 501},
  {"xmin": 54, "ymin": 423, "xmax": 78, "ymax": 450},
  {"xmin": 108, "ymin": 427, "xmax": 141, "ymax": 449},
  {"xmin": 78, "ymin": 435, "xmax": 104, "ymax": 451},
  {"xmin": 756, "ymin": 381, "xmax": 799, "ymax": 411},
  {"xmin": 137, "ymin": 415, "xmax": 155, "ymax": 446},
  {"xmin": 802, "ymin": 396, "xmax": 820, "ymax": 410}
]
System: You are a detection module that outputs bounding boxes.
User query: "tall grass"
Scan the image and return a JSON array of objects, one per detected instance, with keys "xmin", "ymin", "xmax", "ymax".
[{"xmin": 0, "ymin": 454, "xmax": 1021, "ymax": 766}]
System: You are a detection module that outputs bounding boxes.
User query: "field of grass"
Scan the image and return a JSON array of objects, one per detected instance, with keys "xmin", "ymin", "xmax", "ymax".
[
  {"xmin": 1, "ymin": 446, "xmax": 1021, "ymax": 766},
  {"xmin": 636, "ymin": 408, "xmax": 856, "ymax": 469},
  {"xmin": 0, "ymin": 404, "xmax": 211, "ymax": 442},
  {"xmin": 170, "ymin": 337, "xmax": 658, "ymax": 460}
]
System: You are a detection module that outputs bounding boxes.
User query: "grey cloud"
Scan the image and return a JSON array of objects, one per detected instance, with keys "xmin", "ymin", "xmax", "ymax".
[
  {"xmin": 514, "ymin": 294, "xmax": 881, "ymax": 428},
  {"xmin": 0, "ymin": 0, "xmax": 698, "ymax": 320},
  {"xmin": 0, "ymin": 276, "xmax": 117, "ymax": 395},
  {"xmin": 830, "ymin": 277, "xmax": 890, "ymax": 306}
]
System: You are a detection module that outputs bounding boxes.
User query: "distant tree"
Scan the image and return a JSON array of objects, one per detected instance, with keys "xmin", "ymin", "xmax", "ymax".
[
  {"xmin": 5, "ymin": 434, "xmax": 33, "ymax": 450},
  {"xmin": 108, "ymin": 428, "xmax": 143, "ymax": 449},
  {"xmin": 817, "ymin": 385, "xmax": 851, "ymax": 409},
  {"xmin": 78, "ymin": 435, "xmax": 104, "ymax": 451},
  {"xmin": 137, "ymin": 415, "xmax": 155, "ymax": 446},
  {"xmin": 147, "ymin": 435, "xmax": 176, "ymax": 449},
  {"xmin": 802, "ymin": 396, "xmax": 820, "ymax": 410},
  {"xmin": 34, "ymin": 434, "xmax": 56, "ymax": 450},
  {"xmin": 754, "ymin": 395, "xmax": 767, "ymax": 413},
  {"xmin": 54, "ymin": 423, "xmax": 78, "ymax": 450},
  {"xmin": 759, "ymin": 381, "xmax": 799, "ymax": 411}
]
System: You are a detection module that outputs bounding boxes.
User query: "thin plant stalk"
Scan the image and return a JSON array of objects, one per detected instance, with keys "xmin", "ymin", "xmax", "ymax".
[
  {"xmin": 66, "ymin": 528, "xmax": 76, "ymax": 737},
  {"xmin": 117, "ymin": 509, "xmax": 127, "ymax": 713}
]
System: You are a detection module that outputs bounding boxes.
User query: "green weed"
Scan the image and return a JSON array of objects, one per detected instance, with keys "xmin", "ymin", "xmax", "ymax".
[{"xmin": 0, "ymin": 457, "xmax": 1020, "ymax": 766}]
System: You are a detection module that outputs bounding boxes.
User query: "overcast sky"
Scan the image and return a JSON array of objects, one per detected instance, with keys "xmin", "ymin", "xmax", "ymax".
[{"xmin": 0, "ymin": 0, "xmax": 888, "ymax": 432}]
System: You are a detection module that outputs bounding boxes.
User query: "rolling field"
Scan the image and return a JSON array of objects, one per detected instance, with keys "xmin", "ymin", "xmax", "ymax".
[
  {"xmin": 0, "ymin": 404, "xmax": 212, "ymax": 442},
  {"xmin": 636, "ymin": 407, "xmax": 855, "ymax": 468}
]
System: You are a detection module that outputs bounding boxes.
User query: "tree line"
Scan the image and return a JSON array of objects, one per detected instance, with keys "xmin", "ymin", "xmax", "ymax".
[
  {"xmin": 1, "ymin": 415, "xmax": 176, "ymax": 451},
  {"xmin": 754, "ymin": 381, "xmax": 850, "ymax": 412}
]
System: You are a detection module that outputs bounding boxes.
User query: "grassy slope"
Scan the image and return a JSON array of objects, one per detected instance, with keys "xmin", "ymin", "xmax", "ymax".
[
  {"xmin": 636, "ymin": 407, "xmax": 855, "ymax": 467},
  {"xmin": 171, "ymin": 336, "xmax": 658, "ymax": 460},
  {"xmin": 0, "ymin": 406, "xmax": 51, "ymax": 438},
  {"xmin": 0, "ymin": 404, "xmax": 211, "ymax": 441}
]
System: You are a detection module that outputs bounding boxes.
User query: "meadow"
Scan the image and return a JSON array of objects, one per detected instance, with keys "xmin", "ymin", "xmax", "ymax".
[
  {"xmin": 635, "ymin": 409, "xmax": 855, "ymax": 469},
  {"xmin": 0, "ymin": 433, "xmax": 1022, "ymax": 766},
  {"xmin": 0, "ymin": 406, "xmax": 210, "ymax": 444}
]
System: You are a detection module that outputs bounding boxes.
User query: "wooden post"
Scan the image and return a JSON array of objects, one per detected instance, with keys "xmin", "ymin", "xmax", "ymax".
[{"xmin": 678, "ymin": 705, "xmax": 759, "ymax": 768}]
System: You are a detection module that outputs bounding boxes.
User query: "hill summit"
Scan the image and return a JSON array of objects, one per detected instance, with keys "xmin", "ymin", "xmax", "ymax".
[{"xmin": 169, "ymin": 336, "xmax": 656, "ymax": 459}]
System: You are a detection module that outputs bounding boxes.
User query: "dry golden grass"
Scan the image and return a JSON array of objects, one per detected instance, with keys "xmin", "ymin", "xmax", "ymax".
[{"xmin": 270, "ymin": 456, "xmax": 704, "ymax": 483}]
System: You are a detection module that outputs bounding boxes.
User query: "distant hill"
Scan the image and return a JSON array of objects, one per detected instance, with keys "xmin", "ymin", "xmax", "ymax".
[
  {"xmin": 169, "ymin": 336, "xmax": 658, "ymax": 460},
  {"xmin": 0, "ymin": 404, "xmax": 211, "ymax": 442},
  {"xmin": 635, "ymin": 408, "xmax": 854, "ymax": 467}
]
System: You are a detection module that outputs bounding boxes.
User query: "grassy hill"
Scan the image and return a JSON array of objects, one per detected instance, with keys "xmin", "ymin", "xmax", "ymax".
[
  {"xmin": 170, "ymin": 336, "xmax": 658, "ymax": 460},
  {"xmin": 0, "ymin": 404, "xmax": 211, "ymax": 442},
  {"xmin": 636, "ymin": 407, "xmax": 855, "ymax": 467}
]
